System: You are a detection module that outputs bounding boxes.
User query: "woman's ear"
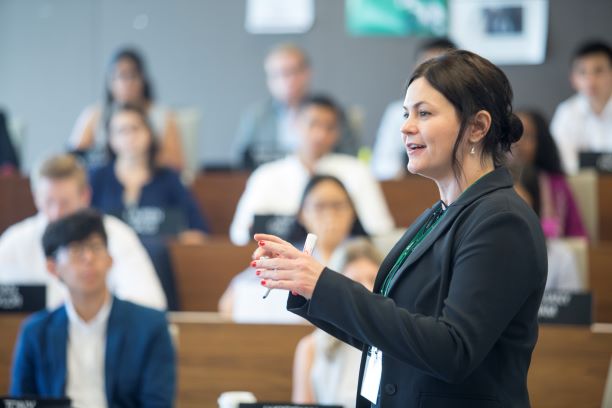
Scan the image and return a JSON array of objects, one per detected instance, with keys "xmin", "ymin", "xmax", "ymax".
[{"xmin": 469, "ymin": 110, "xmax": 492, "ymax": 144}]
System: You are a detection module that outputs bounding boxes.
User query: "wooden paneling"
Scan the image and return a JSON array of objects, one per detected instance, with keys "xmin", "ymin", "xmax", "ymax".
[
  {"xmin": 380, "ymin": 176, "xmax": 439, "ymax": 228},
  {"xmin": 191, "ymin": 171, "xmax": 250, "ymax": 236},
  {"xmin": 590, "ymin": 243, "xmax": 612, "ymax": 323},
  {"xmin": 0, "ymin": 313, "xmax": 25, "ymax": 394},
  {"xmin": 0, "ymin": 175, "xmax": 36, "ymax": 234},
  {"xmin": 169, "ymin": 240, "xmax": 256, "ymax": 311},
  {"xmin": 1, "ymin": 314, "xmax": 611, "ymax": 407},
  {"xmin": 598, "ymin": 174, "xmax": 612, "ymax": 241},
  {"xmin": 172, "ymin": 315, "xmax": 312, "ymax": 407},
  {"xmin": 528, "ymin": 325, "xmax": 612, "ymax": 408}
]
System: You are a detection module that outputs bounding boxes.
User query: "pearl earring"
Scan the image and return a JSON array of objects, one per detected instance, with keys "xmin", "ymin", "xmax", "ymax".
[{"xmin": 470, "ymin": 145, "xmax": 476, "ymax": 155}]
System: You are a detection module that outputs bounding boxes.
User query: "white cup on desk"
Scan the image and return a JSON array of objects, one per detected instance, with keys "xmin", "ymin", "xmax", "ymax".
[{"xmin": 218, "ymin": 391, "xmax": 257, "ymax": 408}]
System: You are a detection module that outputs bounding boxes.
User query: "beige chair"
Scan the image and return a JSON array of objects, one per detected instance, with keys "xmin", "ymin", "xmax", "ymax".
[
  {"xmin": 567, "ymin": 170, "xmax": 598, "ymax": 241},
  {"xmin": 556, "ymin": 237, "xmax": 589, "ymax": 290},
  {"xmin": 175, "ymin": 107, "xmax": 201, "ymax": 184}
]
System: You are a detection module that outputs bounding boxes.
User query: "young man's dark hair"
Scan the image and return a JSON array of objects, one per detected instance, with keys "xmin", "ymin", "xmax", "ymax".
[
  {"xmin": 298, "ymin": 94, "xmax": 342, "ymax": 121},
  {"xmin": 571, "ymin": 40, "xmax": 612, "ymax": 66},
  {"xmin": 42, "ymin": 208, "xmax": 108, "ymax": 258}
]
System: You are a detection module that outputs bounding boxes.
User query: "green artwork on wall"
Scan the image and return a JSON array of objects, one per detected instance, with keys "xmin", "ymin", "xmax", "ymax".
[{"xmin": 346, "ymin": 0, "xmax": 447, "ymax": 36}]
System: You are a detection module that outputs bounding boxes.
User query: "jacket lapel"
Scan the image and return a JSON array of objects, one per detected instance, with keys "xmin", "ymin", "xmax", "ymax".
[
  {"xmin": 105, "ymin": 297, "xmax": 125, "ymax": 405},
  {"xmin": 383, "ymin": 167, "xmax": 515, "ymax": 295},
  {"xmin": 373, "ymin": 207, "xmax": 432, "ymax": 294},
  {"xmin": 47, "ymin": 308, "xmax": 68, "ymax": 395}
]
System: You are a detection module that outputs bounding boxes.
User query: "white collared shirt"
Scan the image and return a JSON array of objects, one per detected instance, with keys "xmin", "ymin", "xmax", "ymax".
[
  {"xmin": 229, "ymin": 153, "xmax": 395, "ymax": 245},
  {"xmin": 0, "ymin": 213, "xmax": 167, "ymax": 310},
  {"xmin": 65, "ymin": 295, "xmax": 113, "ymax": 408},
  {"xmin": 551, "ymin": 93, "xmax": 612, "ymax": 174}
]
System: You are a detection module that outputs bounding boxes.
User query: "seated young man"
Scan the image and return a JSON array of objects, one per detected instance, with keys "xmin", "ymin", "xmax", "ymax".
[
  {"xmin": 0, "ymin": 153, "xmax": 166, "ymax": 310},
  {"xmin": 10, "ymin": 209, "xmax": 176, "ymax": 407},
  {"xmin": 230, "ymin": 94, "xmax": 394, "ymax": 245},
  {"xmin": 551, "ymin": 40, "xmax": 612, "ymax": 174}
]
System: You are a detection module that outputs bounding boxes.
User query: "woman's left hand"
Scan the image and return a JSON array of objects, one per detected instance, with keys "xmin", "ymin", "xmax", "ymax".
[{"xmin": 251, "ymin": 233, "xmax": 325, "ymax": 300}]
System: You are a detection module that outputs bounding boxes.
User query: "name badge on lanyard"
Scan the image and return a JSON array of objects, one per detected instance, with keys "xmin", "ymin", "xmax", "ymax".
[{"xmin": 360, "ymin": 346, "xmax": 382, "ymax": 404}]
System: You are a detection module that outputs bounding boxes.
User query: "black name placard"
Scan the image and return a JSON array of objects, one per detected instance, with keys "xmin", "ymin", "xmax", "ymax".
[
  {"xmin": 538, "ymin": 291, "xmax": 592, "ymax": 325},
  {"xmin": 0, "ymin": 397, "xmax": 71, "ymax": 408},
  {"xmin": 0, "ymin": 285, "xmax": 46, "ymax": 313},
  {"xmin": 579, "ymin": 152, "xmax": 612, "ymax": 173}
]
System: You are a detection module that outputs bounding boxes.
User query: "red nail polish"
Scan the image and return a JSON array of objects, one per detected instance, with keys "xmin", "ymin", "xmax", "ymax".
[
  {"xmin": 251, "ymin": 261, "xmax": 257, "ymax": 267},
  {"xmin": 255, "ymin": 270, "xmax": 261, "ymax": 276},
  {"xmin": 259, "ymin": 241, "xmax": 265, "ymax": 246},
  {"xmin": 261, "ymin": 280, "xmax": 267, "ymax": 286}
]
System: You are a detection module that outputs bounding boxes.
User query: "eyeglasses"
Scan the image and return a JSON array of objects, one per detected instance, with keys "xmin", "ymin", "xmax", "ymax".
[
  {"xmin": 56, "ymin": 241, "xmax": 107, "ymax": 261},
  {"xmin": 303, "ymin": 200, "xmax": 352, "ymax": 214},
  {"xmin": 112, "ymin": 72, "xmax": 141, "ymax": 82}
]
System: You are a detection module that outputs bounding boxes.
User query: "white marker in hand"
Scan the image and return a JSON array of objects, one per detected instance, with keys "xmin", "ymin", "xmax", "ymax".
[{"xmin": 262, "ymin": 233, "xmax": 318, "ymax": 299}]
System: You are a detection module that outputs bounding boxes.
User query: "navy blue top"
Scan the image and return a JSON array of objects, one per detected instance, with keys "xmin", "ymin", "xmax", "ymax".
[{"xmin": 89, "ymin": 162, "xmax": 209, "ymax": 234}]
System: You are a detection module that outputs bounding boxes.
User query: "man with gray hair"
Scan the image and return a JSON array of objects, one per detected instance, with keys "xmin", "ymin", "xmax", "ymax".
[{"xmin": 232, "ymin": 43, "xmax": 359, "ymax": 169}]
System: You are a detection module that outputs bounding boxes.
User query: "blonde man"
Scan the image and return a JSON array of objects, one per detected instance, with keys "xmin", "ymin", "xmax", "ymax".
[{"xmin": 0, "ymin": 153, "xmax": 166, "ymax": 310}]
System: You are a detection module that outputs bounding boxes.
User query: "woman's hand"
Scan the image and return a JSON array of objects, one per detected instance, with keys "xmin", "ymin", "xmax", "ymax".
[{"xmin": 251, "ymin": 233, "xmax": 325, "ymax": 300}]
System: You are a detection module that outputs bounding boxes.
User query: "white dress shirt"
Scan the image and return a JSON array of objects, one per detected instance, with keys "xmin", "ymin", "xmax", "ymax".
[
  {"xmin": 371, "ymin": 100, "xmax": 407, "ymax": 180},
  {"xmin": 0, "ymin": 213, "xmax": 167, "ymax": 310},
  {"xmin": 65, "ymin": 295, "xmax": 112, "ymax": 408},
  {"xmin": 550, "ymin": 93, "xmax": 612, "ymax": 174},
  {"xmin": 230, "ymin": 153, "xmax": 395, "ymax": 245}
]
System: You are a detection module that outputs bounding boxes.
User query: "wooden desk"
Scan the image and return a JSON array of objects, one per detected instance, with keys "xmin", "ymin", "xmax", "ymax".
[
  {"xmin": 529, "ymin": 324, "xmax": 612, "ymax": 408},
  {"xmin": 0, "ymin": 175, "xmax": 36, "ymax": 234},
  {"xmin": 191, "ymin": 171, "xmax": 249, "ymax": 236},
  {"xmin": 380, "ymin": 176, "xmax": 440, "ymax": 228},
  {"xmin": 169, "ymin": 240, "xmax": 256, "ymax": 311},
  {"xmin": 171, "ymin": 314, "xmax": 312, "ymax": 407},
  {"xmin": 590, "ymin": 243, "xmax": 612, "ymax": 323},
  {"xmin": 1, "ymin": 314, "xmax": 611, "ymax": 407},
  {"xmin": 598, "ymin": 174, "xmax": 612, "ymax": 241}
]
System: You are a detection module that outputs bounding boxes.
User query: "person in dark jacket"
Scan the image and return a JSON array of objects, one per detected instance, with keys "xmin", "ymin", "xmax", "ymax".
[
  {"xmin": 252, "ymin": 50, "xmax": 547, "ymax": 408},
  {"xmin": 11, "ymin": 209, "xmax": 175, "ymax": 407}
]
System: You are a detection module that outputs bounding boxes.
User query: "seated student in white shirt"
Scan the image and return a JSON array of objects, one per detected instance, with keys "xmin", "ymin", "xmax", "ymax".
[
  {"xmin": 551, "ymin": 40, "xmax": 612, "ymax": 174},
  {"xmin": 371, "ymin": 38, "xmax": 457, "ymax": 180},
  {"xmin": 230, "ymin": 94, "xmax": 395, "ymax": 246},
  {"xmin": 0, "ymin": 153, "xmax": 166, "ymax": 310},
  {"xmin": 10, "ymin": 209, "xmax": 175, "ymax": 407}
]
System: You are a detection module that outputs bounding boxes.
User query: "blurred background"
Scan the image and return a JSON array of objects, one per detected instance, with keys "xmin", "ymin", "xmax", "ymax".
[{"xmin": 1, "ymin": 0, "xmax": 611, "ymax": 171}]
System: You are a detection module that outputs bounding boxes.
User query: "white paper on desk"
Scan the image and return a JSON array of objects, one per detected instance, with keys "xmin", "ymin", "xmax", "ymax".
[{"xmin": 245, "ymin": 0, "xmax": 314, "ymax": 34}]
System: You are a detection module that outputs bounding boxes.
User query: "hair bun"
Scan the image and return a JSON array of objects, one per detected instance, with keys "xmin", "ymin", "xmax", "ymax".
[{"xmin": 501, "ymin": 113, "xmax": 523, "ymax": 149}]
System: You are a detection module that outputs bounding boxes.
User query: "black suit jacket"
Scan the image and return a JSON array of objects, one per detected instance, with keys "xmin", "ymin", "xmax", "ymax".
[{"xmin": 288, "ymin": 167, "xmax": 547, "ymax": 408}]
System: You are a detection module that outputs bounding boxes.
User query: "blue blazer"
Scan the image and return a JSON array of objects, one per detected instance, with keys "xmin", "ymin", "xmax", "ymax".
[
  {"xmin": 289, "ymin": 167, "xmax": 548, "ymax": 408},
  {"xmin": 10, "ymin": 297, "xmax": 176, "ymax": 408}
]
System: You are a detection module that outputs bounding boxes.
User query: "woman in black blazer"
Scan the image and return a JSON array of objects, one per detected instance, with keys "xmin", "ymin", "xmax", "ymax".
[{"xmin": 252, "ymin": 50, "xmax": 547, "ymax": 408}]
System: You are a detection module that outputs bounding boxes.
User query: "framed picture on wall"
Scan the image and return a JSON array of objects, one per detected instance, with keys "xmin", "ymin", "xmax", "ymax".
[
  {"xmin": 346, "ymin": 0, "xmax": 448, "ymax": 36},
  {"xmin": 449, "ymin": 0, "xmax": 548, "ymax": 65}
]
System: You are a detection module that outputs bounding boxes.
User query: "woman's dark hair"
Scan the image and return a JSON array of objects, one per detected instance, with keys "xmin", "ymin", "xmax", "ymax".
[
  {"xmin": 105, "ymin": 47, "xmax": 154, "ymax": 106},
  {"xmin": 106, "ymin": 103, "xmax": 159, "ymax": 171},
  {"xmin": 516, "ymin": 109, "xmax": 565, "ymax": 175},
  {"xmin": 287, "ymin": 174, "xmax": 368, "ymax": 243},
  {"xmin": 518, "ymin": 165, "xmax": 541, "ymax": 217},
  {"xmin": 42, "ymin": 208, "xmax": 108, "ymax": 258},
  {"xmin": 408, "ymin": 50, "xmax": 523, "ymax": 179}
]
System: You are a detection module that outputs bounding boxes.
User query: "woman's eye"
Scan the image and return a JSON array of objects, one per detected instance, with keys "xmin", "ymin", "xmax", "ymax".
[
  {"xmin": 418, "ymin": 110, "xmax": 431, "ymax": 117},
  {"xmin": 402, "ymin": 112, "xmax": 409, "ymax": 119}
]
